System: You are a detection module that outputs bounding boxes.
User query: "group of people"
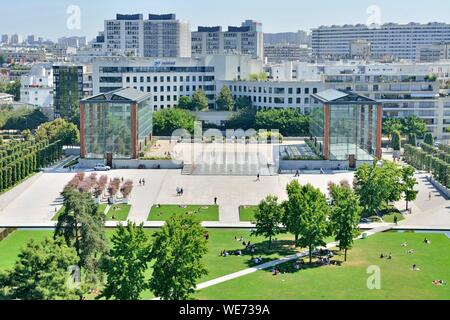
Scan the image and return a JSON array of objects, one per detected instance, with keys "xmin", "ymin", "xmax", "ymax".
[
  {"xmin": 220, "ymin": 249, "xmax": 242, "ymax": 257},
  {"xmin": 138, "ymin": 178, "xmax": 146, "ymax": 186},
  {"xmin": 176, "ymin": 187, "xmax": 184, "ymax": 196}
]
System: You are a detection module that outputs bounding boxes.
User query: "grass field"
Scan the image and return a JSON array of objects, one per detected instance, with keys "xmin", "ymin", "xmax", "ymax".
[
  {"xmin": 2, "ymin": 230, "xmax": 449, "ymax": 300},
  {"xmin": 0, "ymin": 229, "xmax": 298, "ymax": 299},
  {"xmin": 148, "ymin": 205, "xmax": 219, "ymax": 221},
  {"xmin": 194, "ymin": 232, "xmax": 450, "ymax": 300},
  {"xmin": 239, "ymin": 205, "xmax": 258, "ymax": 222},
  {"xmin": 52, "ymin": 204, "xmax": 108, "ymax": 221},
  {"xmin": 106, "ymin": 204, "xmax": 131, "ymax": 221}
]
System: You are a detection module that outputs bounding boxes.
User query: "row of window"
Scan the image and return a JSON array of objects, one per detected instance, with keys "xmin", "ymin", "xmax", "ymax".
[
  {"xmin": 230, "ymin": 85, "xmax": 318, "ymax": 95},
  {"xmin": 124, "ymin": 75, "xmax": 214, "ymax": 83}
]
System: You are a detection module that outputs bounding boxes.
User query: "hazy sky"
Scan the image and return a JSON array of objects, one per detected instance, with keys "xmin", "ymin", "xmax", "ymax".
[{"xmin": 1, "ymin": 0, "xmax": 450, "ymax": 40}]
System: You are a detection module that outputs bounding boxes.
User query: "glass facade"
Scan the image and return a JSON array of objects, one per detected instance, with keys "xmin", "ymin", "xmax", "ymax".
[
  {"xmin": 310, "ymin": 102, "xmax": 380, "ymax": 161},
  {"xmin": 84, "ymin": 102, "xmax": 133, "ymax": 159}
]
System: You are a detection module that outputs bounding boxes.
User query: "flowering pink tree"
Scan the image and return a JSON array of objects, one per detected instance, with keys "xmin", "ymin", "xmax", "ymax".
[
  {"xmin": 120, "ymin": 180, "xmax": 134, "ymax": 199},
  {"xmin": 108, "ymin": 178, "xmax": 121, "ymax": 198}
]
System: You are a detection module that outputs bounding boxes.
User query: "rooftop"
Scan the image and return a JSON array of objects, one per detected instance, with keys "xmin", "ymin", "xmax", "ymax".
[
  {"xmin": 81, "ymin": 88, "xmax": 152, "ymax": 103},
  {"xmin": 311, "ymin": 89, "xmax": 377, "ymax": 104}
]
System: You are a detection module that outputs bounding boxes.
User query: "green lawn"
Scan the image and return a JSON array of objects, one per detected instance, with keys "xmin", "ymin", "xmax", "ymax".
[
  {"xmin": 52, "ymin": 204, "xmax": 109, "ymax": 221},
  {"xmin": 3, "ymin": 230, "xmax": 449, "ymax": 300},
  {"xmin": 0, "ymin": 229, "xmax": 301, "ymax": 300},
  {"xmin": 106, "ymin": 204, "xmax": 131, "ymax": 221},
  {"xmin": 383, "ymin": 212, "xmax": 405, "ymax": 223},
  {"xmin": 239, "ymin": 205, "xmax": 258, "ymax": 222},
  {"xmin": 148, "ymin": 205, "xmax": 219, "ymax": 221},
  {"xmin": 194, "ymin": 232, "xmax": 450, "ymax": 300}
]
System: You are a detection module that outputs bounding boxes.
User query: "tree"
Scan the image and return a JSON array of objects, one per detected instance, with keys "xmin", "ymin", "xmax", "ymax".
[
  {"xmin": 54, "ymin": 189, "xmax": 108, "ymax": 293},
  {"xmin": 402, "ymin": 166, "xmax": 418, "ymax": 211},
  {"xmin": 35, "ymin": 118, "xmax": 79, "ymax": 145},
  {"xmin": 424, "ymin": 132, "xmax": 434, "ymax": 146},
  {"xmin": 383, "ymin": 118, "xmax": 402, "ymax": 142},
  {"xmin": 255, "ymin": 109, "xmax": 309, "ymax": 136},
  {"xmin": 191, "ymin": 89, "xmax": 209, "ymax": 111},
  {"xmin": 235, "ymin": 96, "xmax": 252, "ymax": 111},
  {"xmin": 0, "ymin": 237, "xmax": 78, "ymax": 300},
  {"xmin": 99, "ymin": 222, "xmax": 151, "ymax": 300},
  {"xmin": 152, "ymin": 109, "xmax": 196, "ymax": 136},
  {"xmin": 216, "ymin": 86, "xmax": 234, "ymax": 111},
  {"xmin": 177, "ymin": 96, "xmax": 193, "ymax": 110},
  {"xmin": 251, "ymin": 196, "xmax": 284, "ymax": 249},
  {"xmin": 283, "ymin": 181, "xmax": 331, "ymax": 263},
  {"xmin": 354, "ymin": 160, "xmax": 403, "ymax": 216},
  {"xmin": 329, "ymin": 184, "xmax": 362, "ymax": 261},
  {"xmin": 2, "ymin": 108, "xmax": 48, "ymax": 131},
  {"xmin": 391, "ymin": 131, "xmax": 401, "ymax": 151},
  {"xmin": 402, "ymin": 116, "xmax": 428, "ymax": 138},
  {"xmin": 408, "ymin": 133, "xmax": 417, "ymax": 146},
  {"xmin": 0, "ymin": 53, "xmax": 5, "ymax": 65},
  {"xmin": 226, "ymin": 107, "xmax": 256, "ymax": 130},
  {"xmin": 149, "ymin": 214, "xmax": 208, "ymax": 300}
]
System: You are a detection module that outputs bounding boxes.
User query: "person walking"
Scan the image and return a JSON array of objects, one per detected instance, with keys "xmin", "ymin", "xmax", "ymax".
[
  {"xmin": 394, "ymin": 215, "xmax": 398, "ymax": 225},
  {"xmin": 214, "ymin": 197, "xmax": 218, "ymax": 205},
  {"xmin": 256, "ymin": 173, "xmax": 260, "ymax": 182},
  {"xmin": 429, "ymin": 192, "xmax": 432, "ymax": 201},
  {"xmin": 142, "ymin": 178, "xmax": 146, "ymax": 186}
]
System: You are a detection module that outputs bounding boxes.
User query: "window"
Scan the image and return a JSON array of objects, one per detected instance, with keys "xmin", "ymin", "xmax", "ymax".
[
  {"xmin": 160, "ymin": 76, "xmax": 164, "ymax": 82},
  {"xmin": 133, "ymin": 77, "xmax": 137, "ymax": 83},
  {"xmin": 305, "ymin": 88, "xmax": 310, "ymax": 94},
  {"xmin": 140, "ymin": 77, "xmax": 144, "ymax": 83},
  {"xmin": 288, "ymin": 88, "xmax": 293, "ymax": 94},
  {"xmin": 147, "ymin": 77, "xmax": 151, "ymax": 82},
  {"xmin": 297, "ymin": 88, "xmax": 301, "ymax": 94},
  {"xmin": 126, "ymin": 76, "xmax": 130, "ymax": 83},
  {"xmin": 154, "ymin": 86, "xmax": 158, "ymax": 92}
]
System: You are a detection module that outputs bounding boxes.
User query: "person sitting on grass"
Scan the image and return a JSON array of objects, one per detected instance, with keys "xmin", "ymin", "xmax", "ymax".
[
  {"xmin": 272, "ymin": 267, "xmax": 281, "ymax": 276},
  {"xmin": 433, "ymin": 280, "xmax": 447, "ymax": 286},
  {"xmin": 401, "ymin": 243, "xmax": 408, "ymax": 247},
  {"xmin": 235, "ymin": 250, "xmax": 242, "ymax": 256},
  {"xmin": 380, "ymin": 253, "xmax": 385, "ymax": 259},
  {"xmin": 424, "ymin": 238, "xmax": 431, "ymax": 245},
  {"xmin": 412, "ymin": 264, "xmax": 421, "ymax": 271}
]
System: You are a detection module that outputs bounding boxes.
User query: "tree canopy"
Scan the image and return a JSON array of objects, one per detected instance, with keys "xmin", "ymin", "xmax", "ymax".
[
  {"xmin": 152, "ymin": 108, "xmax": 197, "ymax": 136},
  {"xmin": 191, "ymin": 89, "xmax": 209, "ymax": 111},
  {"xmin": 149, "ymin": 214, "xmax": 208, "ymax": 300},
  {"xmin": 0, "ymin": 237, "xmax": 78, "ymax": 300},
  {"xmin": 35, "ymin": 118, "xmax": 80, "ymax": 146},
  {"xmin": 252, "ymin": 196, "xmax": 284, "ymax": 248},
  {"xmin": 216, "ymin": 86, "xmax": 234, "ymax": 111}
]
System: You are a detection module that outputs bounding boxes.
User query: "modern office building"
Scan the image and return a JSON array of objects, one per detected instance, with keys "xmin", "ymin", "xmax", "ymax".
[
  {"xmin": 53, "ymin": 65, "xmax": 84, "ymax": 120},
  {"xmin": 98, "ymin": 14, "xmax": 191, "ymax": 58},
  {"xmin": 310, "ymin": 89, "xmax": 382, "ymax": 163},
  {"xmin": 58, "ymin": 36, "xmax": 87, "ymax": 48},
  {"xmin": 191, "ymin": 20, "xmax": 264, "ymax": 60},
  {"xmin": 92, "ymin": 55, "xmax": 263, "ymax": 110},
  {"xmin": 311, "ymin": 22, "xmax": 450, "ymax": 60},
  {"xmin": 79, "ymin": 88, "xmax": 153, "ymax": 160},
  {"xmin": 20, "ymin": 64, "xmax": 54, "ymax": 109}
]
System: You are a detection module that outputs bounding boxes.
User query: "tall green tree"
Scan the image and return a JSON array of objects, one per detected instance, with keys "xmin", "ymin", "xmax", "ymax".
[
  {"xmin": 329, "ymin": 184, "xmax": 362, "ymax": 261},
  {"xmin": 99, "ymin": 222, "xmax": 151, "ymax": 300},
  {"xmin": 354, "ymin": 160, "xmax": 403, "ymax": 216},
  {"xmin": 402, "ymin": 166, "xmax": 418, "ymax": 211},
  {"xmin": 283, "ymin": 181, "xmax": 331, "ymax": 263},
  {"xmin": 251, "ymin": 196, "xmax": 284, "ymax": 249},
  {"xmin": 424, "ymin": 132, "xmax": 434, "ymax": 146},
  {"xmin": 402, "ymin": 116, "xmax": 428, "ymax": 138},
  {"xmin": 191, "ymin": 89, "xmax": 209, "ymax": 111},
  {"xmin": 149, "ymin": 214, "xmax": 208, "ymax": 300},
  {"xmin": 177, "ymin": 96, "xmax": 193, "ymax": 110},
  {"xmin": 234, "ymin": 96, "xmax": 252, "ymax": 111},
  {"xmin": 216, "ymin": 86, "xmax": 234, "ymax": 111},
  {"xmin": 383, "ymin": 118, "xmax": 402, "ymax": 142},
  {"xmin": 391, "ymin": 131, "xmax": 401, "ymax": 151},
  {"xmin": 35, "ymin": 118, "xmax": 79, "ymax": 145},
  {"xmin": 54, "ymin": 189, "xmax": 108, "ymax": 292},
  {"xmin": 0, "ymin": 237, "xmax": 78, "ymax": 300}
]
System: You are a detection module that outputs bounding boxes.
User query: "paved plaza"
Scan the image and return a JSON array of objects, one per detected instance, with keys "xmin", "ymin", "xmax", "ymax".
[{"xmin": 0, "ymin": 164, "xmax": 449, "ymax": 228}]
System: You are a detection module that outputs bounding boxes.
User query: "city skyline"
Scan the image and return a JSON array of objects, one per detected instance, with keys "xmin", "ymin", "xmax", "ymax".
[{"xmin": 1, "ymin": 0, "xmax": 450, "ymax": 40}]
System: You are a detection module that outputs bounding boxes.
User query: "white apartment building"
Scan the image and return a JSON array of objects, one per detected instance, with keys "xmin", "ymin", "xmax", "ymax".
[
  {"xmin": 92, "ymin": 55, "xmax": 262, "ymax": 111},
  {"xmin": 99, "ymin": 14, "xmax": 191, "ymax": 58},
  {"xmin": 19, "ymin": 64, "xmax": 54, "ymax": 109},
  {"xmin": 416, "ymin": 43, "xmax": 450, "ymax": 62},
  {"xmin": 191, "ymin": 20, "xmax": 264, "ymax": 61},
  {"xmin": 312, "ymin": 23, "xmax": 450, "ymax": 60}
]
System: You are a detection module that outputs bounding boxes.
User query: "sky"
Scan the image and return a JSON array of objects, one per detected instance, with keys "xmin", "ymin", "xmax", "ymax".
[{"xmin": 1, "ymin": 0, "xmax": 450, "ymax": 41}]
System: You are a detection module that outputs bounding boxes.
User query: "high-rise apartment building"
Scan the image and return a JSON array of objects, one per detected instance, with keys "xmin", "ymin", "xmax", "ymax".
[
  {"xmin": 100, "ymin": 14, "xmax": 191, "ymax": 58},
  {"xmin": 53, "ymin": 65, "xmax": 84, "ymax": 121},
  {"xmin": 191, "ymin": 20, "xmax": 264, "ymax": 60},
  {"xmin": 1, "ymin": 34, "xmax": 9, "ymax": 44},
  {"xmin": 312, "ymin": 22, "xmax": 450, "ymax": 60}
]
